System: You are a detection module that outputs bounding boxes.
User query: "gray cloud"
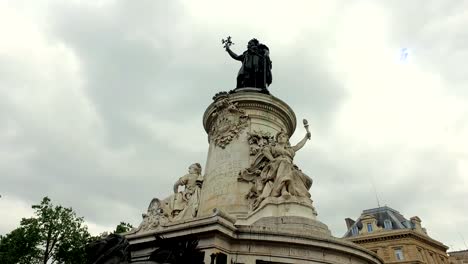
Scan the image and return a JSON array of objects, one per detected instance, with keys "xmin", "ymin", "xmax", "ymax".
[{"xmin": 1, "ymin": 0, "xmax": 467, "ymax": 251}]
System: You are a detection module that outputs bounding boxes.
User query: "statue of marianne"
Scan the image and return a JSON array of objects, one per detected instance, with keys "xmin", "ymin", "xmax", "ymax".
[{"xmin": 224, "ymin": 38, "xmax": 272, "ymax": 94}]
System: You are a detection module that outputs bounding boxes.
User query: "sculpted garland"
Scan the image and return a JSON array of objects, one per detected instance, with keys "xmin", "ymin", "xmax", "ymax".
[{"xmin": 209, "ymin": 94, "xmax": 249, "ymax": 149}]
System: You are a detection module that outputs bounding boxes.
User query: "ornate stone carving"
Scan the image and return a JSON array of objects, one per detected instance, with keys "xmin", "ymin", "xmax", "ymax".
[
  {"xmin": 136, "ymin": 198, "xmax": 171, "ymax": 232},
  {"xmin": 247, "ymin": 131, "xmax": 274, "ymax": 156},
  {"xmin": 238, "ymin": 130, "xmax": 313, "ymax": 211},
  {"xmin": 136, "ymin": 163, "xmax": 204, "ymax": 233},
  {"xmin": 209, "ymin": 94, "xmax": 249, "ymax": 149}
]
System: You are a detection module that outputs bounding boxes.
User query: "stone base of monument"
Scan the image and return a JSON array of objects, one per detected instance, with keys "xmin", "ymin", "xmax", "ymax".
[
  {"xmin": 126, "ymin": 91, "xmax": 382, "ymax": 264},
  {"xmin": 231, "ymin": 87, "xmax": 267, "ymax": 94},
  {"xmin": 126, "ymin": 211, "xmax": 381, "ymax": 264},
  {"xmin": 234, "ymin": 196, "xmax": 319, "ymax": 226}
]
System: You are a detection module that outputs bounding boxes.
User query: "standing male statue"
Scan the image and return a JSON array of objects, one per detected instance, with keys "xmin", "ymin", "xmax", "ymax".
[{"xmin": 223, "ymin": 37, "xmax": 272, "ymax": 94}]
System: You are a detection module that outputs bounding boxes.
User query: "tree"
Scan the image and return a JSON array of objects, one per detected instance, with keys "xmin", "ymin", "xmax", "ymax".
[
  {"xmin": 114, "ymin": 222, "xmax": 133, "ymax": 234},
  {"xmin": 0, "ymin": 224, "xmax": 41, "ymax": 264},
  {"xmin": 0, "ymin": 197, "xmax": 92, "ymax": 264}
]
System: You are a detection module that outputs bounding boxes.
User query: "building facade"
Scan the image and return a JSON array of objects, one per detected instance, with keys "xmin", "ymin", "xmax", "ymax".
[
  {"xmin": 343, "ymin": 206, "xmax": 449, "ymax": 264},
  {"xmin": 449, "ymin": 250, "xmax": 468, "ymax": 264}
]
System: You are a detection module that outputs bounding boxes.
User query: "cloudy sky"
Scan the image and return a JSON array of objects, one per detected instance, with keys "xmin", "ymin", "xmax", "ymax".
[{"xmin": 1, "ymin": 0, "xmax": 467, "ymax": 251}]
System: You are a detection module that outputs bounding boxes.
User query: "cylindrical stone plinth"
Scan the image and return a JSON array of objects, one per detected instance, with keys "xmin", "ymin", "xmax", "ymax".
[{"xmin": 199, "ymin": 92, "xmax": 297, "ymax": 217}]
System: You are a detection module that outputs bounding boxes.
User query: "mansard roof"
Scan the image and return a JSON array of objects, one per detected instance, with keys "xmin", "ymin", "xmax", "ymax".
[{"xmin": 343, "ymin": 206, "xmax": 415, "ymax": 238}]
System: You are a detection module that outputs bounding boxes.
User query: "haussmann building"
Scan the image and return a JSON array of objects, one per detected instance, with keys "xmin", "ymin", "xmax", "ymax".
[{"xmin": 343, "ymin": 206, "xmax": 449, "ymax": 264}]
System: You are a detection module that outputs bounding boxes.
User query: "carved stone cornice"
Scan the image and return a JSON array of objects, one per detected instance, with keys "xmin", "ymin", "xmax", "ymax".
[
  {"xmin": 347, "ymin": 229, "xmax": 449, "ymax": 251},
  {"xmin": 203, "ymin": 92, "xmax": 297, "ymax": 138}
]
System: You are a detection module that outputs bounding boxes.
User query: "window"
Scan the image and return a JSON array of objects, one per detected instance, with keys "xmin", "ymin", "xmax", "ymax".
[
  {"xmin": 367, "ymin": 223, "xmax": 373, "ymax": 232},
  {"xmin": 384, "ymin": 219, "xmax": 393, "ymax": 229},
  {"xmin": 395, "ymin": 249, "xmax": 404, "ymax": 261},
  {"xmin": 351, "ymin": 226, "xmax": 359, "ymax": 235}
]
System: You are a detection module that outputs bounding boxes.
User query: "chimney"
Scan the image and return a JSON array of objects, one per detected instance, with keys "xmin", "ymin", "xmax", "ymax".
[
  {"xmin": 345, "ymin": 218, "xmax": 355, "ymax": 229},
  {"xmin": 410, "ymin": 216, "xmax": 425, "ymax": 234}
]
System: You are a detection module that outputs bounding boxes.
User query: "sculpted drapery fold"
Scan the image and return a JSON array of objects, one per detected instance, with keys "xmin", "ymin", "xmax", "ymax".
[{"xmin": 239, "ymin": 130, "xmax": 312, "ymax": 210}]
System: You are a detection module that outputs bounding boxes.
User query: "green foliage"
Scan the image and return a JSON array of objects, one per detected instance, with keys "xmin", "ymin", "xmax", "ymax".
[
  {"xmin": 0, "ymin": 225, "xmax": 41, "ymax": 264},
  {"xmin": 0, "ymin": 197, "xmax": 91, "ymax": 264},
  {"xmin": 114, "ymin": 222, "xmax": 134, "ymax": 234}
]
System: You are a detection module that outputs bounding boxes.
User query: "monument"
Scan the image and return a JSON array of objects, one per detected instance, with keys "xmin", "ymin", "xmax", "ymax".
[{"xmin": 125, "ymin": 37, "xmax": 383, "ymax": 264}]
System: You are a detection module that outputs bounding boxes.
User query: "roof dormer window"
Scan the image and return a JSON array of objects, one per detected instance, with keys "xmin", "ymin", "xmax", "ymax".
[
  {"xmin": 384, "ymin": 219, "xmax": 392, "ymax": 229},
  {"xmin": 367, "ymin": 223, "xmax": 373, "ymax": 232}
]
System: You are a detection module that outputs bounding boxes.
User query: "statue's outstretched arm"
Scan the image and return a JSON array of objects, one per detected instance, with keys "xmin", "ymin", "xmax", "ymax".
[
  {"xmin": 226, "ymin": 47, "xmax": 244, "ymax": 61},
  {"xmin": 292, "ymin": 133, "xmax": 310, "ymax": 152}
]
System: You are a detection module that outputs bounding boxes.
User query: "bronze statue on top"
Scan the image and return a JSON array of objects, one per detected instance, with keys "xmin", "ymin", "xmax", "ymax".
[{"xmin": 222, "ymin": 37, "xmax": 272, "ymax": 94}]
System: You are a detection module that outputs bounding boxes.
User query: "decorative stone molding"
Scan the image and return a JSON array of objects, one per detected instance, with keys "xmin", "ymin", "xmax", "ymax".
[
  {"xmin": 207, "ymin": 94, "xmax": 249, "ymax": 149},
  {"xmin": 235, "ymin": 101, "xmax": 294, "ymax": 135},
  {"xmin": 127, "ymin": 212, "xmax": 382, "ymax": 264},
  {"xmin": 203, "ymin": 92, "xmax": 296, "ymax": 139},
  {"xmin": 134, "ymin": 198, "xmax": 171, "ymax": 232},
  {"xmin": 212, "ymin": 208, "xmax": 237, "ymax": 224}
]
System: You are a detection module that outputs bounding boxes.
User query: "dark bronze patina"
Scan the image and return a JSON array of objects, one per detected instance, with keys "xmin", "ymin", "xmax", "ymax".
[{"xmin": 223, "ymin": 37, "xmax": 272, "ymax": 94}]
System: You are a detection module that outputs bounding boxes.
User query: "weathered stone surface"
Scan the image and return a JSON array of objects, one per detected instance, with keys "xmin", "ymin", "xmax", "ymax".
[
  {"xmin": 127, "ymin": 91, "xmax": 382, "ymax": 264},
  {"xmin": 126, "ymin": 213, "xmax": 382, "ymax": 264},
  {"xmin": 207, "ymin": 94, "xmax": 249, "ymax": 149},
  {"xmin": 133, "ymin": 163, "xmax": 203, "ymax": 233},
  {"xmin": 200, "ymin": 92, "xmax": 297, "ymax": 217},
  {"xmin": 235, "ymin": 199, "xmax": 319, "ymax": 227},
  {"xmin": 239, "ymin": 129, "xmax": 313, "ymax": 211}
]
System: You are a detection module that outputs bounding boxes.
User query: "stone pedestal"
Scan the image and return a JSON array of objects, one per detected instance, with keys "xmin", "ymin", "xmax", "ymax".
[
  {"xmin": 199, "ymin": 92, "xmax": 297, "ymax": 217},
  {"xmin": 127, "ymin": 90, "xmax": 383, "ymax": 264},
  {"xmin": 235, "ymin": 198, "xmax": 318, "ymax": 226},
  {"xmin": 127, "ymin": 211, "xmax": 382, "ymax": 264}
]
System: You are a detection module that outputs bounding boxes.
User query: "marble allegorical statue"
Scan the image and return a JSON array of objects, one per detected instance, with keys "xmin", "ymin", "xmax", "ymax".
[
  {"xmin": 239, "ymin": 130, "xmax": 313, "ymax": 210},
  {"xmin": 135, "ymin": 163, "xmax": 204, "ymax": 232},
  {"xmin": 223, "ymin": 37, "xmax": 272, "ymax": 93},
  {"xmin": 172, "ymin": 162, "xmax": 204, "ymax": 219}
]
